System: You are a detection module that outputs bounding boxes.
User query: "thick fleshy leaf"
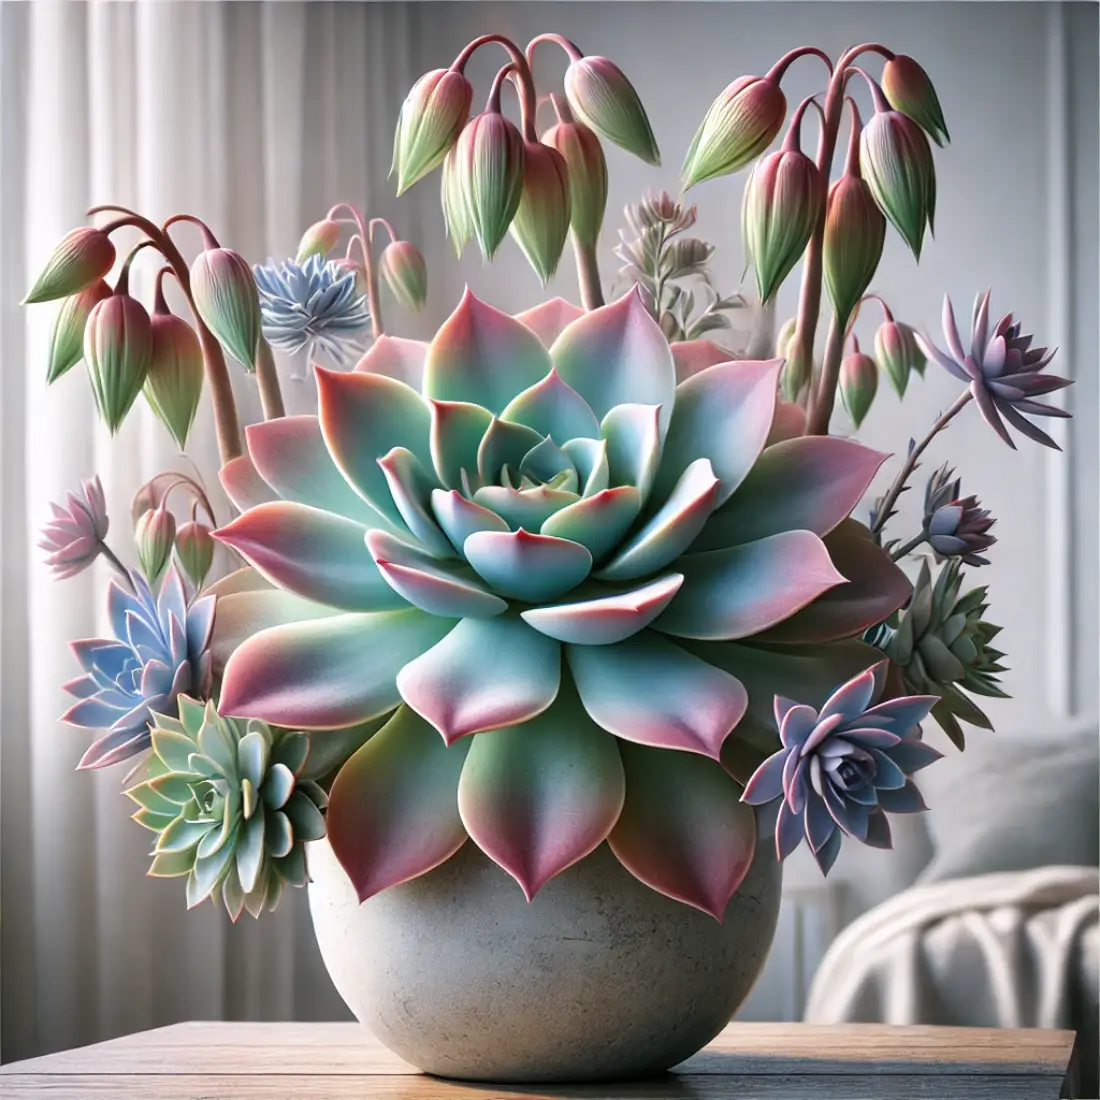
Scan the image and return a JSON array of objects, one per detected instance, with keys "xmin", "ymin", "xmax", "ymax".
[
  {"xmin": 562, "ymin": 437, "xmax": 610, "ymax": 496},
  {"xmin": 756, "ymin": 521, "xmax": 912, "ymax": 644},
  {"xmin": 214, "ymin": 502, "xmax": 405, "ymax": 613},
  {"xmin": 219, "ymin": 609, "xmax": 452, "ymax": 729},
  {"xmin": 476, "ymin": 417, "xmax": 544, "ymax": 485},
  {"xmin": 609, "ymin": 741, "xmax": 756, "ymax": 920},
  {"xmin": 245, "ymin": 416, "xmax": 388, "ymax": 527},
  {"xmin": 519, "ymin": 436, "xmax": 575, "ymax": 486},
  {"xmin": 220, "ymin": 455, "xmax": 277, "ymax": 512},
  {"xmin": 209, "ymin": 589, "xmax": 338, "ymax": 673},
  {"xmin": 365, "ymin": 529, "xmax": 507, "ymax": 619},
  {"xmin": 521, "ymin": 574, "xmax": 683, "ymax": 645},
  {"xmin": 397, "ymin": 613, "xmax": 561, "ymax": 743},
  {"xmin": 501, "ymin": 369, "xmax": 601, "ymax": 444},
  {"xmin": 768, "ymin": 400, "xmax": 807, "ymax": 445},
  {"xmin": 315, "ymin": 368, "xmax": 432, "ymax": 527},
  {"xmin": 696, "ymin": 437, "xmax": 888, "ymax": 550},
  {"xmin": 326, "ymin": 706, "xmax": 470, "ymax": 902},
  {"xmin": 423, "ymin": 289, "xmax": 552, "ymax": 414},
  {"xmin": 655, "ymin": 531, "xmax": 845, "ymax": 641},
  {"xmin": 429, "ymin": 399, "xmax": 493, "ymax": 490},
  {"xmin": 597, "ymin": 459, "xmax": 719, "ymax": 581},
  {"xmin": 377, "ymin": 447, "xmax": 453, "ymax": 557},
  {"xmin": 353, "ymin": 334, "xmax": 428, "ymax": 389},
  {"xmin": 601, "ymin": 403, "xmax": 662, "ymax": 504},
  {"xmin": 473, "ymin": 484, "xmax": 579, "ymax": 531},
  {"xmin": 569, "ymin": 631, "xmax": 748, "ymax": 758},
  {"xmin": 653, "ymin": 357, "xmax": 782, "ymax": 507},
  {"xmin": 464, "ymin": 529, "xmax": 591, "ymax": 602},
  {"xmin": 670, "ymin": 339, "xmax": 736, "ymax": 384},
  {"xmin": 457, "ymin": 685, "xmax": 625, "ymax": 900},
  {"xmin": 540, "ymin": 486, "xmax": 641, "ymax": 562},
  {"xmin": 514, "ymin": 297, "xmax": 585, "ymax": 347},
  {"xmin": 550, "ymin": 288, "xmax": 677, "ymax": 434},
  {"xmin": 430, "ymin": 489, "xmax": 509, "ymax": 555}
]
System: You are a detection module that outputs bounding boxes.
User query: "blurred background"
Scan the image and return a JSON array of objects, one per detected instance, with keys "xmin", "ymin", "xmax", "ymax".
[{"xmin": 0, "ymin": 0, "xmax": 1096, "ymax": 1082}]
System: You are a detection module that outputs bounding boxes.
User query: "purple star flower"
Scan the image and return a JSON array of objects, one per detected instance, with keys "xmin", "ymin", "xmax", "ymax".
[{"xmin": 39, "ymin": 476, "xmax": 109, "ymax": 580}]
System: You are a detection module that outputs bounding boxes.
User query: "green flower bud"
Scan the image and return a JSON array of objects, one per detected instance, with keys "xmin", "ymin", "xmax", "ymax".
[
  {"xmin": 775, "ymin": 316, "xmax": 798, "ymax": 359},
  {"xmin": 295, "ymin": 218, "xmax": 342, "ymax": 262},
  {"xmin": 564, "ymin": 55, "xmax": 660, "ymax": 166},
  {"xmin": 840, "ymin": 347, "xmax": 878, "ymax": 428},
  {"xmin": 875, "ymin": 318, "xmax": 925, "ymax": 397},
  {"xmin": 823, "ymin": 175, "xmax": 886, "ymax": 325},
  {"xmin": 542, "ymin": 114, "xmax": 608, "ymax": 250},
  {"xmin": 135, "ymin": 505, "xmax": 176, "ymax": 582},
  {"xmin": 453, "ymin": 111, "xmax": 525, "ymax": 260},
  {"xmin": 440, "ymin": 144, "xmax": 472, "ymax": 258},
  {"xmin": 882, "ymin": 54, "xmax": 949, "ymax": 147},
  {"xmin": 190, "ymin": 248, "xmax": 261, "ymax": 371},
  {"xmin": 83, "ymin": 291, "xmax": 153, "ymax": 434},
  {"xmin": 174, "ymin": 519, "xmax": 216, "ymax": 587},
  {"xmin": 145, "ymin": 311, "xmax": 204, "ymax": 449},
  {"xmin": 509, "ymin": 142, "xmax": 572, "ymax": 285},
  {"xmin": 46, "ymin": 279, "xmax": 111, "ymax": 384},
  {"xmin": 380, "ymin": 240, "xmax": 428, "ymax": 311},
  {"xmin": 24, "ymin": 227, "xmax": 116, "ymax": 305},
  {"xmin": 392, "ymin": 68, "xmax": 474, "ymax": 195}
]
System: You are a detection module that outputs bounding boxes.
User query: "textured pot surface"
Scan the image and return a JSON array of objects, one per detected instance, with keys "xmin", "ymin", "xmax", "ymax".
[{"xmin": 307, "ymin": 836, "xmax": 782, "ymax": 1082}]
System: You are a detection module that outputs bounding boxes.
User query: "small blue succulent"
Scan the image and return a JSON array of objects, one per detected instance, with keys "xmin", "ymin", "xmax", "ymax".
[
  {"xmin": 253, "ymin": 255, "xmax": 371, "ymax": 366},
  {"xmin": 62, "ymin": 565, "xmax": 214, "ymax": 769}
]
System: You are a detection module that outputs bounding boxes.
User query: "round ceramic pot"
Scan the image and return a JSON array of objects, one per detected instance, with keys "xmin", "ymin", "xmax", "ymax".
[{"xmin": 307, "ymin": 835, "xmax": 782, "ymax": 1082}]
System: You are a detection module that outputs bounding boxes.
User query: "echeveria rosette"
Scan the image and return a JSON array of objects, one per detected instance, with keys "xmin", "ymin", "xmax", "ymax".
[
  {"xmin": 211, "ymin": 288, "xmax": 910, "ymax": 920},
  {"xmin": 917, "ymin": 291, "xmax": 1071, "ymax": 450},
  {"xmin": 741, "ymin": 661, "xmax": 941, "ymax": 874},
  {"xmin": 922, "ymin": 463, "xmax": 996, "ymax": 566},
  {"xmin": 62, "ymin": 566, "xmax": 214, "ymax": 769}
]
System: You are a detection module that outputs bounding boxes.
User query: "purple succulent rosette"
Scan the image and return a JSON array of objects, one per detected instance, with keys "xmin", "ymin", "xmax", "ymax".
[
  {"xmin": 62, "ymin": 565, "xmax": 215, "ymax": 769},
  {"xmin": 210, "ymin": 288, "xmax": 912, "ymax": 919},
  {"xmin": 916, "ymin": 291, "xmax": 1071, "ymax": 450},
  {"xmin": 923, "ymin": 463, "xmax": 995, "ymax": 566},
  {"xmin": 742, "ymin": 660, "xmax": 941, "ymax": 874}
]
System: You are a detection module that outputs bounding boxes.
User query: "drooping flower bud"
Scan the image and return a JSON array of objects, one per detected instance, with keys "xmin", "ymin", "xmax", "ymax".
[
  {"xmin": 23, "ymin": 227, "xmax": 116, "ymax": 305},
  {"xmin": 874, "ymin": 316, "xmax": 925, "ymax": 396},
  {"xmin": 145, "ymin": 286, "xmax": 204, "ymax": 449},
  {"xmin": 440, "ymin": 144, "xmax": 472, "ymax": 258},
  {"xmin": 46, "ymin": 279, "xmax": 111, "ymax": 383},
  {"xmin": 860, "ymin": 81, "xmax": 936, "ymax": 261},
  {"xmin": 453, "ymin": 110, "xmax": 525, "ymax": 260},
  {"xmin": 774, "ymin": 316, "xmax": 798, "ymax": 359},
  {"xmin": 839, "ymin": 344, "xmax": 878, "ymax": 428},
  {"xmin": 780, "ymin": 339, "xmax": 815, "ymax": 403},
  {"xmin": 563, "ymin": 55, "xmax": 660, "ymax": 166},
  {"xmin": 741, "ymin": 99, "xmax": 823, "ymax": 303},
  {"xmin": 134, "ymin": 505, "xmax": 177, "ymax": 582},
  {"xmin": 190, "ymin": 247, "xmax": 262, "ymax": 370},
  {"xmin": 331, "ymin": 257, "xmax": 368, "ymax": 296},
  {"xmin": 174, "ymin": 519, "xmax": 216, "ymax": 587},
  {"xmin": 295, "ymin": 218, "xmax": 342, "ymax": 262},
  {"xmin": 681, "ymin": 75, "xmax": 787, "ymax": 189},
  {"xmin": 542, "ymin": 105, "xmax": 608, "ymax": 250},
  {"xmin": 83, "ymin": 289, "xmax": 153, "ymax": 434},
  {"xmin": 380, "ymin": 240, "xmax": 428, "ymax": 311},
  {"xmin": 882, "ymin": 54, "xmax": 949, "ymax": 147},
  {"xmin": 392, "ymin": 68, "xmax": 474, "ymax": 195},
  {"xmin": 510, "ymin": 142, "xmax": 572, "ymax": 285}
]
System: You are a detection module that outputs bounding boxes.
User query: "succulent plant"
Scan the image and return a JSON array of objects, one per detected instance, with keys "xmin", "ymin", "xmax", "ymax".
[
  {"xmin": 39, "ymin": 476, "xmax": 110, "ymax": 580},
  {"xmin": 211, "ymin": 287, "xmax": 909, "ymax": 919},
  {"xmin": 883, "ymin": 558, "xmax": 1007, "ymax": 749},
  {"xmin": 742, "ymin": 661, "xmax": 941, "ymax": 873},
  {"xmin": 922, "ymin": 464, "xmax": 996, "ymax": 566},
  {"xmin": 62, "ymin": 565, "xmax": 214, "ymax": 769},
  {"xmin": 125, "ymin": 696, "xmax": 328, "ymax": 918}
]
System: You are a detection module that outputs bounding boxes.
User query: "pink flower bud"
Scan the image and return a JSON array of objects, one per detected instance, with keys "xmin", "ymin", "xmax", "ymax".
[
  {"xmin": 174, "ymin": 519, "xmax": 215, "ymax": 587},
  {"xmin": 882, "ymin": 54, "xmax": 949, "ymax": 147},
  {"xmin": 823, "ymin": 175, "xmax": 886, "ymax": 324},
  {"xmin": 564, "ymin": 56, "xmax": 660, "ymax": 166},
  {"xmin": 83, "ymin": 292, "xmax": 153, "ymax": 434},
  {"xmin": 510, "ymin": 142, "xmax": 572, "ymax": 286},
  {"xmin": 542, "ymin": 116, "xmax": 608, "ymax": 250},
  {"xmin": 145, "ymin": 312, "xmax": 204, "ymax": 449},
  {"xmin": 296, "ymin": 218, "xmax": 342, "ymax": 262},
  {"xmin": 840, "ymin": 348, "xmax": 878, "ymax": 428},
  {"xmin": 23, "ymin": 227, "xmax": 116, "ymax": 304},
  {"xmin": 452, "ymin": 111, "xmax": 525, "ymax": 260},
  {"xmin": 46, "ymin": 279, "xmax": 111, "ymax": 384},
  {"xmin": 190, "ymin": 248, "xmax": 261, "ymax": 370},
  {"xmin": 392, "ymin": 68, "xmax": 474, "ymax": 195},
  {"xmin": 331, "ymin": 257, "xmax": 368, "ymax": 295},
  {"xmin": 380, "ymin": 240, "xmax": 428, "ymax": 311},
  {"xmin": 134, "ymin": 505, "xmax": 177, "ymax": 582},
  {"xmin": 874, "ymin": 318, "xmax": 925, "ymax": 397},
  {"xmin": 682, "ymin": 75, "xmax": 787, "ymax": 189}
]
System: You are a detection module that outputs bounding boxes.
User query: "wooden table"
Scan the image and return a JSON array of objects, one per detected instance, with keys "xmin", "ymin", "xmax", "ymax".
[{"xmin": 0, "ymin": 1020, "xmax": 1076, "ymax": 1099}]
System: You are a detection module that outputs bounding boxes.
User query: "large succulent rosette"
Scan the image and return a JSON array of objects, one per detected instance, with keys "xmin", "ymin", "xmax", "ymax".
[{"xmin": 211, "ymin": 289, "xmax": 909, "ymax": 919}]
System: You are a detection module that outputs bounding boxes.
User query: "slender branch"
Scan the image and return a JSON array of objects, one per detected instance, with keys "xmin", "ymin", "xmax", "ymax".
[
  {"xmin": 871, "ymin": 391, "xmax": 973, "ymax": 537},
  {"xmin": 805, "ymin": 317, "xmax": 846, "ymax": 434},
  {"xmin": 369, "ymin": 217, "xmax": 398, "ymax": 245},
  {"xmin": 524, "ymin": 33, "xmax": 584, "ymax": 67},
  {"xmin": 98, "ymin": 541, "xmax": 131, "ymax": 585},
  {"xmin": 765, "ymin": 45, "xmax": 835, "ymax": 83},
  {"xmin": 890, "ymin": 533, "xmax": 927, "ymax": 561},
  {"xmin": 255, "ymin": 339, "xmax": 286, "ymax": 419},
  {"xmin": 453, "ymin": 34, "xmax": 540, "ymax": 144},
  {"xmin": 364, "ymin": 229, "xmax": 384, "ymax": 341},
  {"xmin": 575, "ymin": 240, "xmax": 605, "ymax": 311}
]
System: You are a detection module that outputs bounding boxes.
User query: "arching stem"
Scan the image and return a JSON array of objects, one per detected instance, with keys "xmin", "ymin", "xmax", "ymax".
[{"xmin": 255, "ymin": 339, "xmax": 286, "ymax": 420}]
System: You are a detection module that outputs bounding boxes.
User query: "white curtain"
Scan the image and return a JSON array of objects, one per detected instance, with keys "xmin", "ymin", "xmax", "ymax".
[{"xmin": 0, "ymin": 0, "xmax": 426, "ymax": 1062}]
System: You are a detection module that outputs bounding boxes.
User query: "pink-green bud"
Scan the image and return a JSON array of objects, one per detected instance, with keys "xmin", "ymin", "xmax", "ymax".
[
  {"xmin": 542, "ymin": 117, "xmax": 608, "ymax": 250},
  {"xmin": 440, "ymin": 144, "xmax": 472, "ymax": 258},
  {"xmin": 331, "ymin": 257, "xmax": 368, "ymax": 295},
  {"xmin": 46, "ymin": 279, "xmax": 111, "ymax": 383},
  {"xmin": 190, "ymin": 247, "xmax": 261, "ymax": 371},
  {"xmin": 874, "ymin": 318, "xmax": 925, "ymax": 397},
  {"xmin": 839, "ymin": 348, "xmax": 878, "ymax": 428},
  {"xmin": 296, "ymin": 218, "xmax": 342, "ymax": 262},
  {"xmin": 682, "ymin": 75, "xmax": 787, "ymax": 190},
  {"xmin": 780, "ymin": 340, "xmax": 815, "ymax": 403},
  {"xmin": 882, "ymin": 54, "xmax": 949, "ymax": 147},
  {"xmin": 564, "ymin": 56, "xmax": 660, "ymax": 166},
  {"xmin": 860, "ymin": 101, "xmax": 936, "ymax": 261},
  {"xmin": 510, "ymin": 142, "xmax": 572, "ymax": 286},
  {"xmin": 380, "ymin": 240, "xmax": 428, "ymax": 311},
  {"xmin": 174, "ymin": 519, "xmax": 215, "ymax": 587},
  {"xmin": 145, "ymin": 312, "xmax": 204, "ymax": 449},
  {"xmin": 775, "ymin": 316, "xmax": 798, "ymax": 359},
  {"xmin": 83, "ymin": 292, "xmax": 153, "ymax": 434},
  {"xmin": 453, "ymin": 111, "xmax": 525, "ymax": 260},
  {"xmin": 24, "ymin": 227, "xmax": 116, "ymax": 305},
  {"xmin": 392, "ymin": 68, "xmax": 474, "ymax": 195},
  {"xmin": 134, "ymin": 505, "xmax": 176, "ymax": 582},
  {"xmin": 823, "ymin": 175, "xmax": 886, "ymax": 324}
]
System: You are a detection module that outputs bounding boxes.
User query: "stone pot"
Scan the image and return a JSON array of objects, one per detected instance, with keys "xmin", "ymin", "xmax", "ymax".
[{"xmin": 307, "ymin": 835, "xmax": 782, "ymax": 1082}]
